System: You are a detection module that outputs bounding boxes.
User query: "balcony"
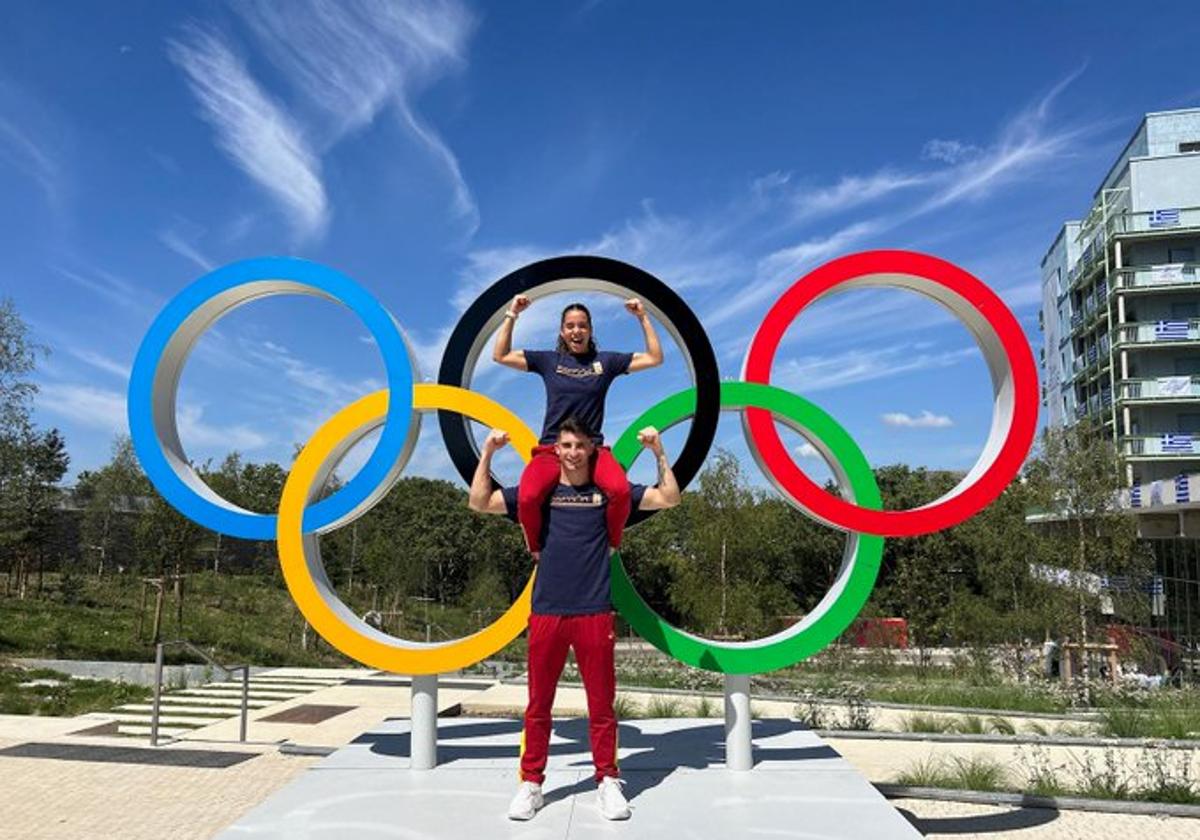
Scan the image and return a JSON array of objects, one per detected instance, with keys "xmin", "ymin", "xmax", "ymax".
[
  {"xmin": 1123, "ymin": 433, "xmax": 1200, "ymax": 458},
  {"xmin": 1113, "ymin": 262, "xmax": 1200, "ymax": 293},
  {"xmin": 1114, "ymin": 319, "xmax": 1200, "ymax": 346},
  {"xmin": 1109, "ymin": 205, "xmax": 1200, "ymax": 237},
  {"xmin": 1119, "ymin": 376, "xmax": 1200, "ymax": 401}
]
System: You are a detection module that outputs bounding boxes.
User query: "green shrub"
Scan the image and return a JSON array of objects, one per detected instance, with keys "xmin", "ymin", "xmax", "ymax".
[
  {"xmin": 987, "ymin": 716, "xmax": 1016, "ymax": 735},
  {"xmin": 613, "ymin": 694, "xmax": 640, "ymax": 719},
  {"xmin": 948, "ymin": 755, "xmax": 1008, "ymax": 790},
  {"xmin": 645, "ymin": 696, "xmax": 683, "ymax": 718},
  {"xmin": 895, "ymin": 757, "xmax": 953, "ymax": 788},
  {"xmin": 953, "ymin": 715, "xmax": 986, "ymax": 735},
  {"xmin": 902, "ymin": 713, "xmax": 950, "ymax": 733}
]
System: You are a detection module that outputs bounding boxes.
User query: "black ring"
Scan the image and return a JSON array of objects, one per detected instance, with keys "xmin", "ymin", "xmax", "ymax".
[{"xmin": 436, "ymin": 254, "xmax": 720, "ymax": 525}]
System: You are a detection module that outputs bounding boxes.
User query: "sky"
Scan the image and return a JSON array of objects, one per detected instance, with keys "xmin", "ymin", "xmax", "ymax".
[{"xmin": 3, "ymin": 1, "xmax": 1199, "ymax": 502}]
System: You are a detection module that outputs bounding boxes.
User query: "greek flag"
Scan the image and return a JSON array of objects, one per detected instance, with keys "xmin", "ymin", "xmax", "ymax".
[
  {"xmin": 1151, "ymin": 575, "xmax": 1166, "ymax": 617},
  {"xmin": 1177, "ymin": 473, "xmax": 1191, "ymax": 504},
  {"xmin": 1131, "ymin": 481, "xmax": 1141, "ymax": 507},
  {"xmin": 1149, "ymin": 208, "xmax": 1181, "ymax": 228},
  {"xmin": 1162, "ymin": 433, "xmax": 1195, "ymax": 453},
  {"xmin": 1155, "ymin": 320, "xmax": 1190, "ymax": 341}
]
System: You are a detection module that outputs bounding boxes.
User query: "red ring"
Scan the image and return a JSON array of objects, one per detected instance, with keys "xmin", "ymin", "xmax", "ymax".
[{"xmin": 743, "ymin": 250, "xmax": 1038, "ymax": 537}]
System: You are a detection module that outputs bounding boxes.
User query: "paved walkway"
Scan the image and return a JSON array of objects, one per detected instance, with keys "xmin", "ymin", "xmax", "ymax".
[{"xmin": 0, "ymin": 667, "xmax": 1196, "ymax": 838}]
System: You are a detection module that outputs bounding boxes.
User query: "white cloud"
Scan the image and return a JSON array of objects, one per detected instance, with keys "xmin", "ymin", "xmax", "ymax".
[
  {"xmin": 54, "ymin": 266, "xmax": 160, "ymax": 315},
  {"xmin": 37, "ymin": 381, "xmax": 271, "ymax": 453},
  {"xmin": 158, "ymin": 227, "xmax": 215, "ymax": 272},
  {"xmin": 235, "ymin": 0, "xmax": 479, "ymax": 232},
  {"xmin": 787, "ymin": 171, "xmax": 928, "ymax": 223},
  {"xmin": 794, "ymin": 441, "xmax": 820, "ymax": 458},
  {"xmin": 773, "ymin": 345, "xmax": 978, "ymax": 393},
  {"xmin": 37, "ymin": 383, "xmax": 127, "ymax": 433},
  {"xmin": 177, "ymin": 403, "xmax": 270, "ymax": 451},
  {"xmin": 921, "ymin": 139, "xmax": 979, "ymax": 165},
  {"xmin": 0, "ymin": 80, "xmax": 63, "ymax": 207},
  {"xmin": 168, "ymin": 25, "xmax": 329, "ymax": 239},
  {"xmin": 66, "ymin": 348, "xmax": 130, "ymax": 380},
  {"xmin": 919, "ymin": 67, "xmax": 1086, "ymax": 211},
  {"xmin": 705, "ymin": 220, "xmax": 882, "ymax": 329},
  {"xmin": 881, "ymin": 410, "xmax": 954, "ymax": 428}
]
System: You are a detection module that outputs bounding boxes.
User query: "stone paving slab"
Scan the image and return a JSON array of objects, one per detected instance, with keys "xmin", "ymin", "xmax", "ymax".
[{"xmin": 220, "ymin": 719, "xmax": 920, "ymax": 839}]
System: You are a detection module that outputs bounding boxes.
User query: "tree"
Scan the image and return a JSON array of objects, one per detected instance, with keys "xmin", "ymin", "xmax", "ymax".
[
  {"xmin": 0, "ymin": 297, "xmax": 43, "ymax": 434},
  {"xmin": 77, "ymin": 435, "xmax": 148, "ymax": 577},
  {"xmin": 1026, "ymin": 421, "xmax": 1151, "ymax": 699},
  {"xmin": 663, "ymin": 450, "xmax": 798, "ymax": 638},
  {"xmin": 0, "ymin": 424, "xmax": 70, "ymax": 597}
]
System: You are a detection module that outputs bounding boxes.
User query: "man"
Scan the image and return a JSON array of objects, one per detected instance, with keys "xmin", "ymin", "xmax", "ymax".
[{"xmin": 468, "ymin": 415, "xmax": 681, "ymax": 821}]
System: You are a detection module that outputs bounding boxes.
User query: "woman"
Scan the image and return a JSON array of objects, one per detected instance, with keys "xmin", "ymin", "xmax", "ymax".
[{"xmin": 493, "ymin": 294, "xmax": 663, "ymax": 555}]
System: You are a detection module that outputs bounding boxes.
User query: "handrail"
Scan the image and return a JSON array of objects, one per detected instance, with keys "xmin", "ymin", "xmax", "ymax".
[{"xmin": 150, "ymin": 640, "xmax": 250, "ymax": 746}]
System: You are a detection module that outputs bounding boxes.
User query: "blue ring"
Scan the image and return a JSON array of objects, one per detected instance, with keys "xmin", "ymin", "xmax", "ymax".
[{"xmin": 127, "ymin": 257, "xmax": 414, "ymax": 540}]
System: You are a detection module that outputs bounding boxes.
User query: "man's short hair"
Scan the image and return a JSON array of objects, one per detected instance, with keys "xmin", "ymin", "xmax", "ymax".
[{"xmin": 557, "ymin": 415, "xmax": 596, "ymax": 441}]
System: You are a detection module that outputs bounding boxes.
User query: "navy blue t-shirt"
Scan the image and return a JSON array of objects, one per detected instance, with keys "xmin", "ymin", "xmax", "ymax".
[
  {"xmin": 503, "ymin": 482, "xmax": 647, "ymax": 615},
  {"xmin": 523, "ymin": 349, "xmax": 633, "ymax": 444}
]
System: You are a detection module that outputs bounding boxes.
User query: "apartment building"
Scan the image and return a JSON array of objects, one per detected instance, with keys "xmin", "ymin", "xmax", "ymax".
[{"xmin": 1039, "ymin": 109, "xmax": 1200, "ymax": 648}]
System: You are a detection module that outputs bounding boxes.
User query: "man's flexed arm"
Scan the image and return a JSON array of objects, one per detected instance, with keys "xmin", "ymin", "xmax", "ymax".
[
  {"xmin": 635, "ymin": 427, "xmax": 681, "ymax": 510},
  {"xmin": 468, "ymin": 430, "xmax": 511, "ymax": 514}
]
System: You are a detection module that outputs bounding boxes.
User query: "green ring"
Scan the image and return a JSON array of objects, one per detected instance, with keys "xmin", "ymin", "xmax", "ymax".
[{"xmin": 610, "ymin": 381, "xmax": 885, "ymax": 674}]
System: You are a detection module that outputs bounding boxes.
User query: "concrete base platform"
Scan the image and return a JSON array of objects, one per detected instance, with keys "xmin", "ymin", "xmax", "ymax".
[{"xmin": 219, "ymin": 718, "xmax": 920, "ymax": 838}]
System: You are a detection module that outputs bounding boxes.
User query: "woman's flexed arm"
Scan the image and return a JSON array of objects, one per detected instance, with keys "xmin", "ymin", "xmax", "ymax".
[
  {"xmin": 493, "ymin": 294, "xmax": 530, "ymax": 370},
  {"xmin": 626, "ymin": 298, "xmax": 663, "ymax": 373}
]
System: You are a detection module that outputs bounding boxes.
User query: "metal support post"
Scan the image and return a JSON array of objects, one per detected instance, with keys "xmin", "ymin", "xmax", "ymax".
[
  {"xmin": 150, "ymin": 642, "xmax": 164, "ymax": 747},
  {"xmin": 724, "ymin": 673, "xmax": 752, "ymax": 771},
  {"xmin": 411, "ymin": 674, "xmax": 438, "ymax": 770},
  {"xmin": 239, "ymin": 667, "xmax": 250, "ymax": 743}
]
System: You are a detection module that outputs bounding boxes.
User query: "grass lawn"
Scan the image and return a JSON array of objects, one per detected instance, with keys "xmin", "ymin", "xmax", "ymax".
[{"xmin": 0, "ymin": 664, "xmax": 150, "ymax": 716}]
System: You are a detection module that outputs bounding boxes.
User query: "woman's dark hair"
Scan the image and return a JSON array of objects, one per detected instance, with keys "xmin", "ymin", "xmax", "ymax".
[{"xmin": 556, "ymin": 302, "xmax": 597, "ymax": 354}]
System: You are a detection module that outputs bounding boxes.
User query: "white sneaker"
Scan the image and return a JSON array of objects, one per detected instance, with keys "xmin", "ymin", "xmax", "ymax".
[
  {"xmin": 597, "ymin": 776, "xmax": 630, "ymax": 820},
  {"xmin": 507, "ymin": 781, "xmax": 543, "ymax": 820}
]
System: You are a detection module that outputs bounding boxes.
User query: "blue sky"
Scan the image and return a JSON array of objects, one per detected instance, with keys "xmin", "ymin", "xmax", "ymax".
[{"xmin": 3, "ymin": 1, "xmax": 1198, "ymax": 498}]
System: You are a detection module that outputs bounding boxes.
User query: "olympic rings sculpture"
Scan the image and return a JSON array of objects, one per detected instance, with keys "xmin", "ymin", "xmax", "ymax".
[{"xmin": 128, "ymin": 252, "xmax": 1037, "ymax": 675}]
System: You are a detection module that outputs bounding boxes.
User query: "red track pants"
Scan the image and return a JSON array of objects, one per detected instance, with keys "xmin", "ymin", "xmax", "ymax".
[
  {"xmin": 520, "ymin": 612, "xmax": 618, "ymax": 784},
  {"xmin": 518, "ymin": 445, "xmax": 631, "ymax": 552}
]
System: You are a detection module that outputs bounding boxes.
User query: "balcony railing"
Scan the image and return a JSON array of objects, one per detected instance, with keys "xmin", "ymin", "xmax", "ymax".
[
  {"xmin": 1119, "ymin": 376, "xmax": 1200, "ymax": 400},
  {"xmin": 1109, "ymin": 205, "xmax": 1200, "ymax": 236},
  {"xmin": 1114, "ymin": 319, "xmax": 1200, "ymax": 346},
  {"xmin": 1123, "ymin": 433, "xmax": 1200, "ymax": 457},
  {"xmin": 1113, "ymin": 262, "xmax": 1200, "ymax": 292}
]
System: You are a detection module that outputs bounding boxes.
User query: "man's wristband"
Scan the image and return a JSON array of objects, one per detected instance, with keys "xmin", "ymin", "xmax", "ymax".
[{"xmin": 504, "ymin": 310, "xmax": 518, "ymax": 319}]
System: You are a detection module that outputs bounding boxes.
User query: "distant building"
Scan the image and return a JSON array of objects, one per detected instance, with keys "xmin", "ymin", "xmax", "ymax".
[{"xmin": 1039, "ymin": 108, "xmax": 1200, "ymax": 649}]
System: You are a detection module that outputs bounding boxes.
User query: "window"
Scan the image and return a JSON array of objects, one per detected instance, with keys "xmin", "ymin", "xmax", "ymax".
[
  {"xmin": 1168, "ymin": 247, "xmax": 1196, "ymax": 263},
  {"xmin": 1171, "ymin": 302, "xmax": 1199, "ymax": 319},
  {"xmin": 1180, "ymin": 141, "xmax": 1200, "ymax": 153},
  {"xmin": 1176, "ymin": 358, "xmax": 1200, "ymax": 375},
  {"xmin": 1178, "ymin": 413, "xmax": 1200, "ymax": 433}
]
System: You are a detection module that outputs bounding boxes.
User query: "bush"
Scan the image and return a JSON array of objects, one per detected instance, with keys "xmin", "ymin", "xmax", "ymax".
[
  {"xmin": 902, "ymin": 713, "xmax": 951, "ymax": 733},
  {"xmin": 645, "ymin": 696, "xmax": 682, "ymax": 718}
]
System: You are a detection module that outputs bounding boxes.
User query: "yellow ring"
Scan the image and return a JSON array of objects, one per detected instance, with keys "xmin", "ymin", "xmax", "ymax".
[{"xmin": 277, "ymin": 383, "xmax": 538, "ymax": 674}]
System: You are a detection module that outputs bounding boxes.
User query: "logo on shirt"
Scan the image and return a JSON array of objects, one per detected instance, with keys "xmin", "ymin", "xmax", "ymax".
[
  {"xmin": 554, "ymin": 361, "xmax": 604, "ymax": 378},
  {"xmin": 550, "ymin": 491, "xmax": 604, "ymax": 508}
]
